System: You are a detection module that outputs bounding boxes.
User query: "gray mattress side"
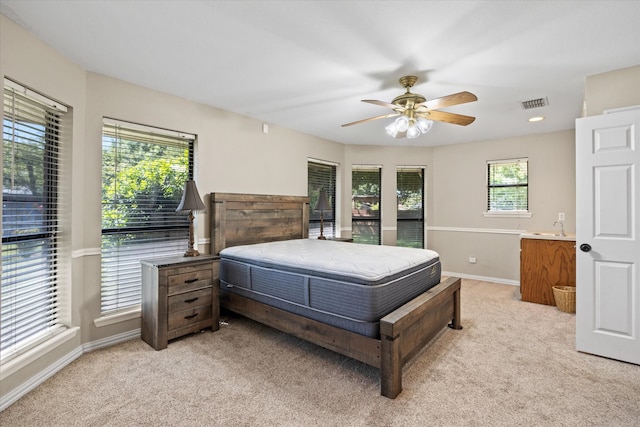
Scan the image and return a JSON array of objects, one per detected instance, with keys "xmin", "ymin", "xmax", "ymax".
[{"xmin": 219, "ymin": 257, "xmax": 441, "ymax": 338}]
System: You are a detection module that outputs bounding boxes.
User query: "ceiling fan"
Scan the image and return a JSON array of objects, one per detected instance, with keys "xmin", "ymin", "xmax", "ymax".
[{"xmin": 342, "ymin": 76, "xmax": 478, "ymax": 138}]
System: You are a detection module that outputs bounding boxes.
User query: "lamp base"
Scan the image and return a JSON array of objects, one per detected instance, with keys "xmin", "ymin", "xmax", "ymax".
[
  {"xmin": 183, "ymin": 210, "xmax": 200, "ymax": 257},
  {"xmin": 317, "ymin": 235, "xmax": 326, "ymax": 240},
  {"xmin": 183, "ymin": 248, "xmax": 201, "ymax": 257}
]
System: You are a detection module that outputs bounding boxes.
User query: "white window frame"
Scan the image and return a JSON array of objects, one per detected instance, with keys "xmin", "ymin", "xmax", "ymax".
[
  {"xmin": 1, "ymin": 79, "xmax": 69, "ymax": 364},
  {"xmin": 483, "ymin": 158, "xmax": 532, "ymax": 218},
  {"xmin": 100, "ymin": 118, "xmax": 196, "ymax": 315}
]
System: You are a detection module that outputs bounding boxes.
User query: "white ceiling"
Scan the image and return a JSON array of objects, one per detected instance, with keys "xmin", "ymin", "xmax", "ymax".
[{"xmin": 2, "ymin": 1, "xmax": 639, "ymax": 147}]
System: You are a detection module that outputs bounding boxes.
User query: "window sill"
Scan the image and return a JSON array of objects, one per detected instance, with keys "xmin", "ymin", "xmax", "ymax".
[
  {"xmin": 93, "ymin": 306, "xmax": 141, "ymax": 328},
  {"xmin": 483, "ymin": 211, "xmax": 533, "ymax": 218}
]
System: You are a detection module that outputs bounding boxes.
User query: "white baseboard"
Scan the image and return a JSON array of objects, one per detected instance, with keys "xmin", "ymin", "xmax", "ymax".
[
  {"xmin": 82, "ymin": 329, "xmax": 141, "ymax": 353},
  {"xmin": 0, "ymin": 345, "xmax": 82, "ymax": 412},
  {"xmin": 0, "ymin": 329, "xmax": 140, "ymax": 412},
  {"xmin": 442, "ymin": 271, "xmax": 519, "ymax": 287}
]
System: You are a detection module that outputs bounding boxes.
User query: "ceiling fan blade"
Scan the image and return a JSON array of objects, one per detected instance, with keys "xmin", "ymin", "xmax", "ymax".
[
  {"xmin": 341, "ymin": 112, "xmax": 400, "ymax": 127},
  {"xmin": 418, "ymin": 110, "xmax": 476, "ymax": 126},
  {"xmin": 362, "ymin": 99, "xmax": 405, "ymax": 111},
  {"xmin": 416, "ymin": 91, "xmax": 477, "ymax": 111}
]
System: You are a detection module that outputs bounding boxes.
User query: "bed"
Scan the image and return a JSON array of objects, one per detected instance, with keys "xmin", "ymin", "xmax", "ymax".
[{"xmin": 210, "ymin": 192, "xmax": 462, "ymax": 398}]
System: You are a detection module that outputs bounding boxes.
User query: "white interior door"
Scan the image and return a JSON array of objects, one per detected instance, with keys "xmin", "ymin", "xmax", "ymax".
[{"xmin": 575, "ymin": 108, "xmax": 640, "ymax": 365}]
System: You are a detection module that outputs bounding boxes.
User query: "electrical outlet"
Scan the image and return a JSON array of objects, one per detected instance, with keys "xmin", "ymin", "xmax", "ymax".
[
  {"xmin": 468, "ymin": 256, "xmax": 477, "ymax": 264},
  {"xmin": 559, "ymin": 212, "xmax": 565, "ymax": 221}
]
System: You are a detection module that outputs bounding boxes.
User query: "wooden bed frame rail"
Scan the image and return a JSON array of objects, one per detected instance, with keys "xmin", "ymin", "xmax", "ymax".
[{"xmin": 210, "ymin": 192, "xmax": 462, "ymax": 398}]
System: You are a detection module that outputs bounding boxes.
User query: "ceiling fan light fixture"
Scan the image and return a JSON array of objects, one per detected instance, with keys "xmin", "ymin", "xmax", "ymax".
[
  {"xmin": 385, "ymin": 115, "xmax": 433, "ymax": 139},
  {"xmin": 416, "ymin": 117, "xmax": 433, "ymax": 133},
  {"xmin": 385, "ymin": 121, "xmax": 399, "ymax": 137},
  {"xmin": 395, "ymin": 116, "xmax": 410, "ymax": 132},
  {"xmin": 406, "ymin": 125, "xmax": 421, "ymax": 138}
]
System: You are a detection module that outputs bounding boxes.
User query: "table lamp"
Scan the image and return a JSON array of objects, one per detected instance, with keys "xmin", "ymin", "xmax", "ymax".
[{"xmin": 176, "ymin": 180, "xmax": 206, "ymax": 256}]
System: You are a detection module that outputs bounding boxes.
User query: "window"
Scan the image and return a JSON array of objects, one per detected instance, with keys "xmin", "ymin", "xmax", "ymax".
[
  {"xmin": 487, "ymin": 158, "xmax": 528, "ymax": 213},
  {"xmin": 101, "ymin": 119, "xmax": 194, "ymax": 314},
  {"xmin": 2, "ymin": 79, "xmax": 68, "ymax": 361},
  {"xmin": 308, "ymin": 160, "xmax": 336, "ymax": 239},
  {"xmin": 397, "ymin": 167, "xmax": 425, "ymax": 248},
  {"xmin": 352, "ymin": 166, "xmax": 381, "ymax": 245}
]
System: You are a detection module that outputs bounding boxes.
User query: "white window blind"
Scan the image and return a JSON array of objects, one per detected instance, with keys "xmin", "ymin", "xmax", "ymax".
[
  {"xmin": 101, "ymin": 119, "xmax": 194, "ymax": 313},
  {"xmin": 2, "ymin": 80, "xmax": 67, "ymax": 361},
  {"xmin": 397, "ymin": 167, "xmax": 425, "ymax": 248},
  {"xmin": 487, "ymin": 158, "xmax": 528, "ymax": 211},
  {"xmin": 308, "ymin": 160, "xmax": 336, "ymax": 239},
  {"xmin": 352, "ymin": 165, "xmax": 381, "ymax": 245}
]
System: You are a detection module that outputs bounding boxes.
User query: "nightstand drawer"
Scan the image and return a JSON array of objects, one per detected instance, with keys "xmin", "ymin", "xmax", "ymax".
[
  {"xmin": 168, "ymin": 288, "xmax": 213, "ymax": 313},
  {"xmin": 168, "ymin": 269, "xmax": 212, "ymax": 294},
  {"xmin": 168, "ymin": 304, "xmax": 213, "ymax": 331}
]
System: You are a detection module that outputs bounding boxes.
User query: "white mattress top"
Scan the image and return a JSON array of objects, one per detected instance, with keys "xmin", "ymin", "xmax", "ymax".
[{"xmin": 220, "ymin": 239, "xmax": 439, "ymax": 282}]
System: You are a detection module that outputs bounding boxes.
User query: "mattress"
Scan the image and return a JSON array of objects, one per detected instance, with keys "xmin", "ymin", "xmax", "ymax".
[{"xmin": 219, "ymin": 239, "xmax": 441, "ymax": 337}]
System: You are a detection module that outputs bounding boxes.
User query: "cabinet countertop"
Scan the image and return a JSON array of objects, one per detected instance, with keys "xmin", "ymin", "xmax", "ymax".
[{"xmin": 520, "ymin": 232, "xmax": 576, "ymax": 242}]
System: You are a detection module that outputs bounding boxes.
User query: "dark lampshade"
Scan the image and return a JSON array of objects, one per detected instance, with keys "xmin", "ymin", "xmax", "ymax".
[
  {"xmin": 176, "ymin": 180, "xmax": 206, "ymax": 256},
  {"xmin": 176, "ymin": 180, "xmax": 206, "ymax": 212},
  {"xmin": 314, "ymin": 189, "xmax": 331, "ymax": 211}
]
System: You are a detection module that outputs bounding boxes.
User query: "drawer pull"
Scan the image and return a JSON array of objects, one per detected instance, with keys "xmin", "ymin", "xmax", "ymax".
[
  {"xmin": 184, "ymin": 278, "xmax": 199, "ymax": 284},
  {"xmin": 184, "ymin": 313, "xmax": 198, "ymax": 320},
  {"xmin": 184, "ymin": 297, "xmax": 199, "ymax": 304}
]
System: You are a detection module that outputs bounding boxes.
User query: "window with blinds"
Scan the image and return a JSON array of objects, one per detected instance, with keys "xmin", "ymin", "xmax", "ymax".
[
  {"xmin": 397, "ymin": 167, "xmax": 425, "ymax": 248},
  {"xmin": 487, "ymin": 158, "xmax": 528, "ymax": 211},
  {"xmin": 308, "ymin": 160, "xmax": 336, "ymax": 239},
  {"xmin": 2, "ymin": 79, "xmax": 68, "ymax": 361},
  {"xmin": 352, "ymin": 166, "xmax": 381, "ymax": 245},
  {"xmin": 101, "ymin": 119, "xmax": 194, "ymax": 313}
]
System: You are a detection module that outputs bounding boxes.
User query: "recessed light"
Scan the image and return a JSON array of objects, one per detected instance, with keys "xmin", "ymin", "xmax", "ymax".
[{"xmin": 528, "ymin": 116, "xmax": 545, "ymax": 122}]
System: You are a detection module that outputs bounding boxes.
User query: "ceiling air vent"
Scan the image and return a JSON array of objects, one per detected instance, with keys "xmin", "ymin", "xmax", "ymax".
[{"xmin": 521, "ymin": 97, "xmax": 548, "ymax": 109}]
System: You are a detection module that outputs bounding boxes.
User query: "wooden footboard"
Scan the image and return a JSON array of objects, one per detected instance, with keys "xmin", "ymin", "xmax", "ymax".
[
  {"xmin": 380, "ymin": 276, "xmax": 462, "ymax": 398},
  {"xmin": 220, "ymin": 276, "xmax": 462, "ymax": 398}
]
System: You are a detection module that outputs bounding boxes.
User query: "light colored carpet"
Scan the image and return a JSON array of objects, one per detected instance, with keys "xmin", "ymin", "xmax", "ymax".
[{"xmin": 1, "ymin": 279, "xmax": 639, "ymax": 426}]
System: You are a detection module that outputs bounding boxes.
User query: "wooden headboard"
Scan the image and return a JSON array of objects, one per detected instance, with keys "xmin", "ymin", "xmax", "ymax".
[{"xmin": 210, "ymin": 192, "xmax": 310, "ymax": 255}]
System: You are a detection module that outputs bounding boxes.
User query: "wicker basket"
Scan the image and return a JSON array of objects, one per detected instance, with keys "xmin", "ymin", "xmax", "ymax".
[{"xmin": 552, "ymin": 286, "xmax": 576, "ymax": 313}]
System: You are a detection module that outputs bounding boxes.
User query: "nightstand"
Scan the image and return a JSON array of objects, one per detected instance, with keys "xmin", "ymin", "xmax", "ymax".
[{"xmin": 141, "ymin": 255, "xmax": 220, "ymax": 350}]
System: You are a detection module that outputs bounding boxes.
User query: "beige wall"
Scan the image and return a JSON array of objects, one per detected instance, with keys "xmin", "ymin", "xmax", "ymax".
[
  {"xmin": 429, "ymin": 130, "xmax": 576, "ymax": 281},
  {"xmin": 584, "ymin": 65, "xmax": 640, "ymax": 116}
]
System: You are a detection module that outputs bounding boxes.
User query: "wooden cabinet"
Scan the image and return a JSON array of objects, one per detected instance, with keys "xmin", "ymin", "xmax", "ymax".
[
  {"xmin": 141, "ymin": 255, "xmax": 220, "ymax": 350},
  {"xmin": 520, "ymin": 238, "xmax": 576, "ymax": 305}
]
